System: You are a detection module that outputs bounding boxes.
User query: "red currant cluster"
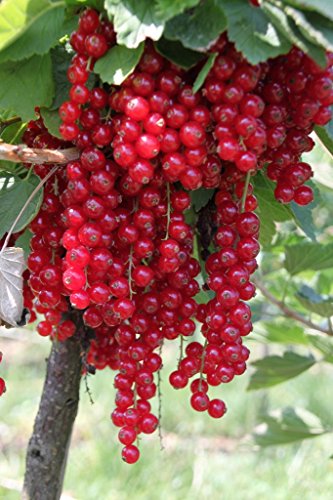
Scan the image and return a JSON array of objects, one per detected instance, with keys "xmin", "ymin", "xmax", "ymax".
[
  {"xmin": 261, "ymin": 49, "xmax": 333, "ymax": 204},
  {"xmin": 0, "ymin": 352, "xmax": 5, "ymax": 397},
  {"xmin": 14, "ymin": 7, "xmax": 332, "ymax": 464},
  {"xmin": 206, "ymin": 39, "xmax": 333, "ymax": 204},
  {"xmin": 168, "ymin": 183, "xmax": 259, "ymax": 414},
  {"xmin": 21, "ymin": 117, "xmax": 77, "ymax": 340}
]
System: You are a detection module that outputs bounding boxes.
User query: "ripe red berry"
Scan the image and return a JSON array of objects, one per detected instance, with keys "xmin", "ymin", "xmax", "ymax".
[
  {"xmin": 0, "ymin": 377, "xmax": 6, "ymax": 396},
  {"xmin": 169, "ymin": 370, "xmax": 188, "ymax": 389},
  {"xmin": 190, "ymin": 392, "xmax": 209, "ymax": 412},
  {"xmin": 208, "ymin": 399, "xmax": 227, "ymax": 418},
  {"xmin": 121, "ymin": 444, "xmax": 140, "ymax": 464}
]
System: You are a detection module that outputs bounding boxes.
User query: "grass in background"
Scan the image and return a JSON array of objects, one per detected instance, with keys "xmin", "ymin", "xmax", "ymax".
[{"xmin": 1, "ymin": 331, "xmax": 333, "ymax": 500}]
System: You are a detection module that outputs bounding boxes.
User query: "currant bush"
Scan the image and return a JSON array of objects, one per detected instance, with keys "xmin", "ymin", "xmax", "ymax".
[{"xmin": 7, "ymin": 7, "xmax": 332, "ymax": 464}]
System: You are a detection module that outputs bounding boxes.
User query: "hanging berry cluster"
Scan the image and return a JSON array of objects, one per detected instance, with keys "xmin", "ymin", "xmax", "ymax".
[{"xmin": 14, "ymin": 7, "xmax": 333, "ymax": 464}]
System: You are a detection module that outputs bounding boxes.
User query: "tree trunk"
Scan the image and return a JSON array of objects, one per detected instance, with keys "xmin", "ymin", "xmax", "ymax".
[{"xmin": 22, "ymin": 331, "xmax": 83, "ymax": 500}]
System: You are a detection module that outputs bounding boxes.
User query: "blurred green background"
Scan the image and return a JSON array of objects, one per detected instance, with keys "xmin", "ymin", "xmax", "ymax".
[
  {"xmin": 2, "ymin": 142, "xmax": 333, "ymax": 500},
  {"xmin": 1, "ymin": 330, "xmax": 333, "ymax": 500}
]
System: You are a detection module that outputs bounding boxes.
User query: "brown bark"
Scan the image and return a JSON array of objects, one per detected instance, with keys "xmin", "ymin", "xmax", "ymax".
[
  {"xmin": 22, "ymin": 330, "xmax": 83, "ymax": 500},
  {"xmin": 0, "ymin": 143, "xmax": 79, "ymax": 164}
]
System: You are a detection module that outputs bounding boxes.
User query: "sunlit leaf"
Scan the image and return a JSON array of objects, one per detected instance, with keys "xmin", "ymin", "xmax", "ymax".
[
  {"xmin": 248, "ymin": 351, "xmax": 316, "ymax": 390},
  {"xmin": 255, "ymin": 407, "xmax": 329, "ymax": 446},
  {"xmin": 95, "ymin": 44, "xmax": 144, "ymax": 85}
]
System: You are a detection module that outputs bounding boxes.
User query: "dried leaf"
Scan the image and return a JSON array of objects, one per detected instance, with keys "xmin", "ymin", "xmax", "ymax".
[{"xmin": 0, "ymin": 246, "xmax": 25, "ymax": 327}]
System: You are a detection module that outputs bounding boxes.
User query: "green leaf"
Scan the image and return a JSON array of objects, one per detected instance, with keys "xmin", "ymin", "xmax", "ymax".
[
  {"xmin": 190, "ymin": 188, "xmax": 215, "ymax": 212},
  {"xmin": 50, "ymin": 46, "xmax": 72, "ymax": 110},
  {"xmin": 154, "ymin": 0, "xmax": 200, "ymax": 22},
  {"xmin": 289, "ymin": 206, "xmax": 316, "ymax": 241},
  {"xmin": 155, "ymin": 38, "xmax": 204, "ymax": 70},
  {"xmin": 95, "ymin": 44, "xmax": 144, "ymax": 85},
  {"xmin": 284, "ymin": 0, "xmax": 333, "ymax": 23},
  {"xmin": 296, "ymin": 285, "xmax": 333, "ymax": 318},
  {"xmin": 260, "ymin": 322, "xmax": 309, "ymax": 345},
  {"xmin": 296, "ymin": 9, "xmax": 333, "ymax": 50},
  {"xmin": 0, "ymin": 173, "xmax": 43, "ymax": 239},
  {"xmin": 315, "ymin": 121, "xmax": 333, "ymax": 160},
  {"xmin": 1, "ymin": 120, "xmax": 23, "ymax": 144},
  {"xmin": 0, "ymin": 54, "xmax": 54, "ymax": 121},
  {"xmin": 64, "ymin": 0, "xmax": 103, "ymax": 8},
  {"xmin": 0, "ymin": 0, "xmax": 57, "ymax": 50},
  {"xmin": 105, "ymin": 0, "xmax": 164, "ymax": 48},
  {"xmin": 0, "ymin": 3, "xmax": 65, "ymax": 63},
  {"xmin": 287, "ymin": 21, "xmax": 326, "ymax": 66},
  {"xmin": 284, "ymin": 8, "xmax": 333, "ymax": 52},
  {"xmin": 254, "ymin": 174, "xmax": 293, "ymax": 247},
  {"xmin": 289, "ymin": 179, "xmax": 320, "ymax": 242},
  {"xmin": 219, "ymin": 0, "xmax": 291, "ymax": 64},
  {"xmin": 0, "ymin": 109, "xmax": 16, "ymax": 121},
  {"xmin": 15, "ymin": 228, "xmax": 32, "ymax": 258},
  {"xmin": 195, "ymin": 288, "xmax": 214, "ymax": 305},
  {"xmin": 164, "ymin": 0, "xmax": 227, "ymax": 51},
  {"xmin": 193, "ymin": 52, "xmax": 217, "ymax": 94},
  {"xmin": 317, "ymin": 272, "xmax": 333, "ymax": 295},
  {"xmin": 284, "ymin": 242, "xmax": 333, "ymax": 276},
  {"xmin": 39, "ymin": 108, "xmax": 62, "ymax": 139},
  {"xmin": 0, "ymin": 162, "xmax": 21, "ymax": 175},
  {"xmin": 261, "ymin": 1, "xmax": 302, "ymax": 46},
  {"xmin": 256, "ymin": 173, "xmax": 316, "ymax": 246},
  {"xmin": 248, "ymin": 351, "xmax": 316, "ymax": 390},
  {"xmin": 307, "ymin": 334, "xmax": 333, "ymax": 363},
  {"xmin": 50, "ymin": 46, "xmax": 96, "ymax": 110},
  {"xmin": 254, "ymin": 407, "xmax": 329, "ymax": 447},
  {"xmin": 261, "ymin": 1, "xmax": 326, "ymax": 66}
]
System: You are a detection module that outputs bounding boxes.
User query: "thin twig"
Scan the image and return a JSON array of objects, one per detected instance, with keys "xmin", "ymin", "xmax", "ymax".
[
  {"xmin": 178, "ymin": 335, "xmax": 184, "ymax": 367},
  {"xmin": 0, "ymin": 142, "xmax": 79, "ymax": 164},
  {"xmin": 0, "ymin": 165, "xmax": 59, "ymax": 254},
  {"xmin": 241, "ymin": 171, "xmax": 252, "ymax": 213},
  {"xmin": 254, "ymin": 278, "xmax": 332, "ymax": 336},
  {"xmin": 163, "ymin": 182, "xmax": 171, "ymax": 240},
  {"xmin": 128, "ymin": 246, "xmax": 135, "ymax": 299},
  {"xmin": 157, "ymin": 343, "xmax": 164, "ymax": 451},
  {"xmin": 199, "ymin": 339, "xmax": 208, "ymax": 390},
  {"xmin": 84, "ymin": 373, "xmax": 94, "ymax": 405}
]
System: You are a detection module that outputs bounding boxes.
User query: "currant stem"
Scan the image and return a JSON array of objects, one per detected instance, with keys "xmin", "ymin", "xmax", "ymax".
[
  {"xmin": 178, "ymin": 335, "xmax": 184, "ymax": 367},
  {"xmin": 157, "ymin": 343, "xmax": 164, "ymax": 451},
  {"xmin": 132, "ymin": 379, "xmax": 141, "ymax": 446},
  {"xmin": 240, "ymin": 171, "xmax": 252, "ymax": 213},
  {"xmin": 199, "ymin": 339, "xmax": 208, "ymax": 391},
  {"xmin": 24, "ymin": 165, "xmax": 34, "ymax": 181},
  {"xmin": 163, "ymin": 182, "xmax": 171, "ymax": 240},
  {"xmin": 83, "ymin": 373, "xmax": 94, "ymax": 405},
  {"xmin": 128, "ymin": 245, "xmax": 134, "ymax": 299},
  {"xmin": 86, "ymin": 56, "xmax": 93, "ymax": 72}
]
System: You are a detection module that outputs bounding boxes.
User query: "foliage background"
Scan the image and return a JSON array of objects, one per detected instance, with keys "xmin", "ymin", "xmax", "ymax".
[{"xmin": 1, "ymin": 0, "xmax": 333, "ymax": 497}]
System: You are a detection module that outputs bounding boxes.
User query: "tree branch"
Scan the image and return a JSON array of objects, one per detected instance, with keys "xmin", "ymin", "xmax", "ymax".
[
  {"xmin": 0, "ymin": 142, "xmax": 79, "ymax": 164},
  {"xmin": 254, "ymin": 278, "xmax": 332, "ymax": 336}
]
